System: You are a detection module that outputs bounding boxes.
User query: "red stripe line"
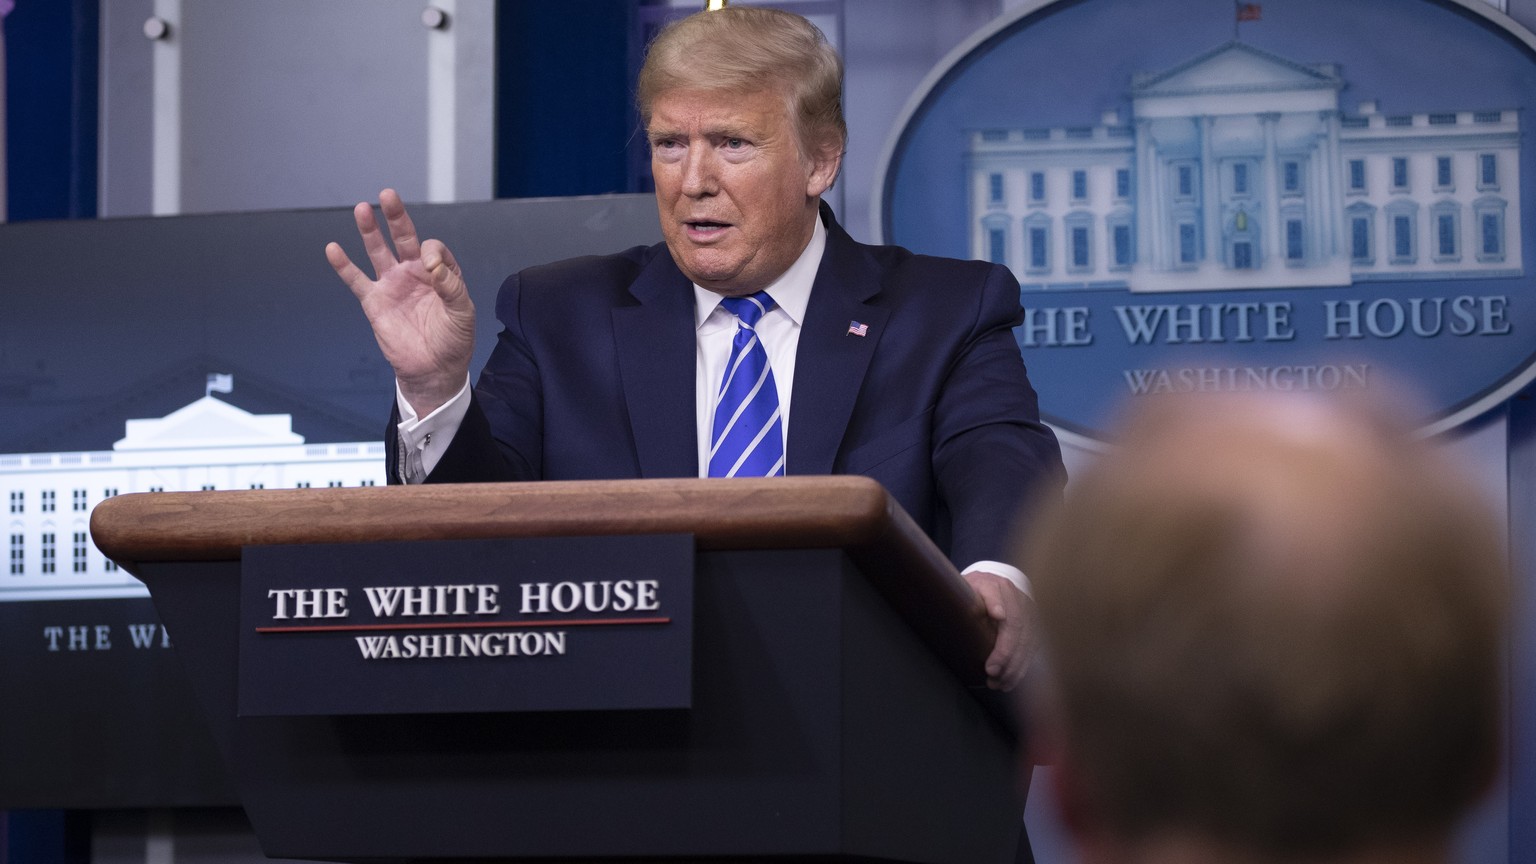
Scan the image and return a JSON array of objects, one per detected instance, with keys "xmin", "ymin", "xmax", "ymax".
[{"xmin": 255, "ymin": 617, "xmax": 671, "ymax": 634}]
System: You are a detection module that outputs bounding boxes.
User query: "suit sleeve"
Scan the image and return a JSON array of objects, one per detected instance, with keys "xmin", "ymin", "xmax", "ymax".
[
  {"xmin": 929, "ymin": 264, "xmax": 1065, "ymax": 568},
  {"xmin": 395, "ymin": 271, "xmax": 544, "ymax": 484}
]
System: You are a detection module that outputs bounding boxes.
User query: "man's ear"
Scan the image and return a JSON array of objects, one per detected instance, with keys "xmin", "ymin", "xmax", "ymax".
[{"xmin": 806, "ymin": 141, "xmax": 844, "ymax": 197}]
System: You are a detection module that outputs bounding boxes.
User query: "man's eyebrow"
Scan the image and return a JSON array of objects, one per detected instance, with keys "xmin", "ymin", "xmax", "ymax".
[
  {"xmin": 706, "ymin": 120, "xmax": 758, "ymax": 139},
  {"xmin": 646, "ymin": 119, "xmax": 759, "ymax": 142}
]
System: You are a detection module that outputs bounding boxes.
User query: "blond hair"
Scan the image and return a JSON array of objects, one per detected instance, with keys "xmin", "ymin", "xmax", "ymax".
[
  {"xmin": 637, "ymin": 6, "xmax": 846, "ymax": 162},
  {"xmin": 1022, "ymin": 392, "xmax": 1506, "ymax": 857}
]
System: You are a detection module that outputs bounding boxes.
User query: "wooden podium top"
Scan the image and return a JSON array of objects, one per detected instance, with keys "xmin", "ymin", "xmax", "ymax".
[{"xmin": 92, "ymin": 476, "xmax": 997, "ymax": 687}]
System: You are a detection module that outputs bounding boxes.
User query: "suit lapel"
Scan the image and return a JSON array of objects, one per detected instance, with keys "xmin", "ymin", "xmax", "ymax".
[
  {"xmin": 612, "ymin": 250, "xmax": 699, "ymax": 478},
  {"xmin": 788, "ymin": 210, "xmax": 888, "ymax": 476}
]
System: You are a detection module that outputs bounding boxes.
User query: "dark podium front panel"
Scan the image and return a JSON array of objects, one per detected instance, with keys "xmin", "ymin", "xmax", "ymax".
[
  {"xmin": 142, "ymin": 548, "xmax": 1020, "ymax": 863},
  {"xmin": 95, "ymin": 478, "xmax": 1026, "ymax": 863}
]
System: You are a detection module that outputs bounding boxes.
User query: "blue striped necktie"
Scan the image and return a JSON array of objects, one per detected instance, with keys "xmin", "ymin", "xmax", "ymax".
[{"xmin": 708, "ymin": 292, "xmax": 785, "ymax": 478}]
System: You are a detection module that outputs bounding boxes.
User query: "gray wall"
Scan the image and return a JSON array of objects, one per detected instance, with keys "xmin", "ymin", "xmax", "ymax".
[
  {"xmin": 99, "ymin": 0, "xmax": 493, "ymax": 217},
  {"xmin": 93, "ymin": 0, "xmax": 1001, "ymax": 245}
]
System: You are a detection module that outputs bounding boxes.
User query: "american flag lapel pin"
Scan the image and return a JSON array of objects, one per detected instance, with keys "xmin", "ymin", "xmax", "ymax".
[{"xmin": 847, "ymin": 320, "xmax": 869, "ymax": 337}]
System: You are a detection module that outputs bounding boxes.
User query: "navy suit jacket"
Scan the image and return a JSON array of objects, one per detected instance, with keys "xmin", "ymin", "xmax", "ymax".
[{"xmin": 396, "ymin": 207, "xmax": 1064, "ymax": 569}]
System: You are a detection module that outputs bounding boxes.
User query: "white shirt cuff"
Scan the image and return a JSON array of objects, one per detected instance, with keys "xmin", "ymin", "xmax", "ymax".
[
  {"xmin": 962, "ymin": 560, "xmax": 1032, "ymax": 598},
  {"xmin": 395, "ymin": 376, "xmax": 472, "ymax": 484}
]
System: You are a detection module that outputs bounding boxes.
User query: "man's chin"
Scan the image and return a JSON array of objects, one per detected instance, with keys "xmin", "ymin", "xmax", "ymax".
[{"xmin": 675, "ymin": 254, "xmax": 751, "ymax": 294}]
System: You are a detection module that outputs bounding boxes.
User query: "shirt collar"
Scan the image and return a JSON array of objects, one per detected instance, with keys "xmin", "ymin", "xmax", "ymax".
[{"xmin": 693, "ymin": 214, "xmax": 825, "ymax": 330}]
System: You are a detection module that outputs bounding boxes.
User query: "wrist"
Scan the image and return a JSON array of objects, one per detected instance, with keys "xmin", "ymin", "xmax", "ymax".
[{"xmin": 398, "ymin": 369, "xmax": 469, "ymax": 417}]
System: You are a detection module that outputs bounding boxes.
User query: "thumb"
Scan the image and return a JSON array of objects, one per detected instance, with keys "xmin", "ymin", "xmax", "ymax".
[{"xmin": 422, "ymin": 240, "xmax": 469, "ymax": 308}]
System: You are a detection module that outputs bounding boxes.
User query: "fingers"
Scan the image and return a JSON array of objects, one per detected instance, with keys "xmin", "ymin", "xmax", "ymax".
[
  {"xmin": 421, "ymin": 238, "xmax": 458, "ymax": 283},
  {"xmin": 963, "ymin": 571, "xmax": 1036, "ymax": 691},
  {"xmin": 352, "ymin": 199, "xmax": 399, "ymax": 277},
  {"xmin": 962, "ymin": 570, "xmax": 1008, "ymax": 623},
  {"xmin": 325, "ymin": 241, "xmax": 371, "ymax": 300},
  {"xmin": 422, "ymin": 239, "xmax": 475, "ymax": 310},
  {"xmin": 985, "ymin": 609, "xmax": 1028, "ymax": 691},
  {"xmin": 349, "ymin": 188, "xmax": 423, "ymax": 278},
  {"xmin": 380, "ymin": 188, "xmax": 423, "ymax": 262}
]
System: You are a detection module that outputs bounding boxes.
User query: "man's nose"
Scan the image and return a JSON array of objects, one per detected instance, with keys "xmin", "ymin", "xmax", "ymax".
[{"xmin": 680, "ymin": 147, "xmax": 718, "ymax": 197}]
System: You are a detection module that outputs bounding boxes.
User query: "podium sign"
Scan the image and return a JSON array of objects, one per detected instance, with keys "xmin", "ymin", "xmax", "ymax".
[{"xmin": 238, "ymin": 534, "xmax": 694, "ymax": 716}]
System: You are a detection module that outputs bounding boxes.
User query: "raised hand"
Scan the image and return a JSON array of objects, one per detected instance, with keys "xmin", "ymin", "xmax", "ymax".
[{"xmin": 326, "ymin": 189, "xmax": 476, "ymax": 417}]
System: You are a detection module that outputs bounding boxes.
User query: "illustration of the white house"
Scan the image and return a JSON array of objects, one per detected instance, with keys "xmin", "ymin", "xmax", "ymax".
[
  {"xmin": 968, "ymin": 41, "xmax": 1522, "ymax": 292},
  {"xmin": 3, "ymin": 385, "xmax": 386, "ymax": 602}
]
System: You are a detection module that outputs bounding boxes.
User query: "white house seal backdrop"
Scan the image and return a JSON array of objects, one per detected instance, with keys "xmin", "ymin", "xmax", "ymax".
[{"xmin": 877, "ymin": 0, "xmax": 1536, "ymax": 444}]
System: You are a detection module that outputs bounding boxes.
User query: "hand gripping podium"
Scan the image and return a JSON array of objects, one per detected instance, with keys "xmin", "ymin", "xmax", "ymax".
[{"xmin": 91, "ymin": 477, "xmax": 1024, "ymax": 863}]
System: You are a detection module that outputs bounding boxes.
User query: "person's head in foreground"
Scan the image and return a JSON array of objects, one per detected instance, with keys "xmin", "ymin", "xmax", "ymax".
[{"xmin": 1020, "ymin": 391, "xmax": 1506, "ymax": 864}]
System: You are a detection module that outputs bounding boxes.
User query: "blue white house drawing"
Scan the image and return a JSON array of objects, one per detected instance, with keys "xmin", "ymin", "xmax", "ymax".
[{"xmin": 968, "ymin": 42, "xmax": 1523, "ymax": 292}]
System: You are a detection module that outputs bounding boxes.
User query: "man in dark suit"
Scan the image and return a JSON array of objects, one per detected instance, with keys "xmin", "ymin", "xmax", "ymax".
[{"xmin": 327, "ymin": 6, "xmax": 1064, "ymax": 695}]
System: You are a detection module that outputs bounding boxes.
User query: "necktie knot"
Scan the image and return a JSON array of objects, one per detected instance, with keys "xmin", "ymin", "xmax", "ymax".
[{"xmin": 718, "ymin": 292, "xmax": 776, "ymax": 329}]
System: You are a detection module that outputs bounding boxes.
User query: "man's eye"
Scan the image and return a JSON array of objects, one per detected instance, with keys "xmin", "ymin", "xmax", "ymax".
[{"xmin": 725, "ymin": 138, "xmax": 746, "ymax": 149}]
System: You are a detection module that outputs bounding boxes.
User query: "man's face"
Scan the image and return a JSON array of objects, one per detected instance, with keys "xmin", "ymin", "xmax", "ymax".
[{"xmin": 648, "ymin": 87, "xmax": 840, "ymax": 297}]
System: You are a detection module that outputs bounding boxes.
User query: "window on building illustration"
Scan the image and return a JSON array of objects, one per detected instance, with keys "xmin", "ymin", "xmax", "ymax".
[
  {"xmin": 8, "ymin": 491, "xmax": 20, "ymax": 514},
  {"xmin": 105, "ymin": 557, "xmax": 118, "ymax": 572},
  {"xmin": 1112, "ymin": 223, "xmax": 1133, "ymax": 268},
  {"xmin": 149, "ymin": 486, "xmax": 164, "ymax": 493},
  {"xmin": 1116, "ymin": 168, "xmax": 1131, "ymax": 199},
  {"xmin": 988, "ymin": 228, "xmax": 1006, "ymax": 266},
  {"xmin": 360, "ymin": 479, "xmax": 377, "ymax": 487},
  {"xmin": 1028, "ymin": 226, "xmax": 1049, "ymax": 272},
  {"xmin": 72, "ymin": 489, "xmax": 87, "ymax": 512},
  {"xmin": 1436, "ymin": 156, "xmax": 1453, "ymax": 190},
  {"xmin": 1178, "ymin": 222, "xmax": 1198, "ymax": 264},
  {"xmin": 73, "ymin": 532, "xmax": 87, "ymax": 573},
  {"xmin": 41, "ymin": 533, "xmax": 56, "ymax": 574},
  {"xmin": 1478, "ymin": 206, "xmax": 1506, "ymax": 261},
  {"xmin": 981, "ymin": 213, "xmax": 1011, "ymax": 266},
  {"xmin": 103, "ymin": 488, "xmax": 118, "ymax": 499},
  {"xmin": 1029, "ymin": 172, "xmax": 1046, "ymax": 203},
  {"xmin": 1482, "ymin": 213, "xmax": 1501, "ymax": 256},
  {"xmin": 1286, "ymin": 219, "xmax": 1304, "ymax": 261},
  {"xmin": 1071, "ymin": 170, "xmax": 1087, "ymax": 201},
  {"xmin": 1479, "ymin": 154, "xmax": 1498, "ymax": 188},
  {"xmin": 1392, "ymin": 157, "xmax": 1408, "ymax": 190},
  {"xmin": 201, "ymin": 484, "xmax": 215, "ymax": 491},
  {"xmin": 1348, "ymin": 159, "xmax": 1366, "ymax": 192},
  {"xmin": 1283, "ymin": 161, "xmax": 1302, "ymax": 194},
  {"xmin": 1435, "ymin": 212, "xmax": 1459, "ymax": 260},
  {"xmin": 1070, "ymin": 225, "xmax": 1091, "ymax": 270},
  {"xmin": 1233, "ymin": 163, "xmax": 1249, "ymax": 195},
  {"xmin": 1233, "ymin": 241, "xmax": 1253, "ymax": 270},
  {"xmin": 9, "ymin": 534, "xmax": 22, "ymax": 575},
  {"xmin": 1391, "ymin": 213, "xmax": 1416, "ymax": 263},
  {"xmin": 1351, "ymin": 216, "xmax": 1373, "ymax": 264},
  {"xmin": 41, "ymin": 490, "xmax": 55, "ymax": 513},
  {"xmin": 296, "ymin": 482, "xmax": 311, "ymax": 489},
  {"xmin": 250, "ymin": 483, "xmax": 265, "ymax": 490},
  {"xmin": 328, "ymin": 481, "xmax": 344, "ymax": 488},
  {"xmin": 1176, "ymin": 165, "xmax": 1194, "ymax": 199},
  {"xmin": 988, "ymin": 173, "xmax": 1004, "ymax": 204}
]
